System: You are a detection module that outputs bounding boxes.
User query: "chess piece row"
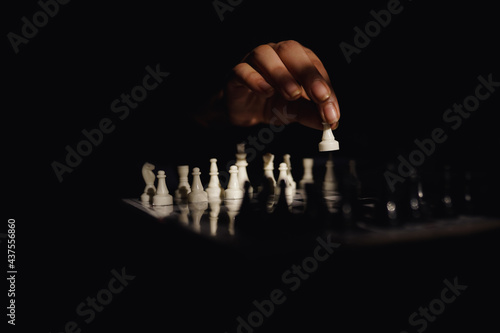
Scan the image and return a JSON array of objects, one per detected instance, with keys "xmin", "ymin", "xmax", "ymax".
[
  {"xmin": 139, "ymin": 161, "xmax": 224, "ymax": 205},
  {"xmin": 139, "ymin": 146, "xmax": 341, "ymax": 206},
  {"xmin": 139, "ymin": 157, "xmax": 295, "ymax": 205},
  {"xmin": 139, "ymin": 157, "xmax": 249, "ymax": 205}
]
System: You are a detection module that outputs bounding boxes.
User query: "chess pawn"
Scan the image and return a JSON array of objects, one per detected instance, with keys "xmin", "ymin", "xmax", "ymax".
[
  {"xmin": 323, "ymin": 154, "xmax": 338, "ymax": 192},
  {"xmin": 236, "ymin": 150, "xmax": 253, "ymax": 196},
  {"xmin": 377, "ymin": 162, "xmax": 401, "ymax": 226},
  {"xmin": 206, "ymin": 158, "xmax": 222, "ymax": 200},
  {"xmin": 187, "ymin": 167, "xmax": 208, "ymax": 203},
  {"xmin": 462, "ymin": 171, "xmax": 474, "ymax": 215},
  {"xmin": 283, "ymin": 154, "xmax": 296, "ymax": 191},
  {"xmin": 319, "ymin": 122, "xmax": 340, "ymax": 152},
  {"xmin": 348, "ymin": 159, "xmax": 361, "ymax": 196},
  {"xmin": 275, "ymin": 163, "xmax": 293, "ymax": 205},
  {"xmin": 140, "ymin": 162, "xmax": 156, "ymax": 203},
  {"xmin": 263, "ymin": 153, "xmax": 276, "ymax": 187},
  {"xmin": 439, "ymin": 165, "xmax": 456, "ymax": 218},
  {"xmin": 152, "ymin": 170, "xmax": 173, "ymax": 206},
  {"xmin": 408, "ymin": 169, "xmax": 430, "ymax": 220},
  {"xmin": 299, "ymin": 158, "xmax": 314, "ymax": 189},
  {"xmin": 175, "ymin": 165, "xmax": 191, "ymax": 200},
  {"xmin": 225, "ymin": 165, "xmax": 244, "ymax": 200}
]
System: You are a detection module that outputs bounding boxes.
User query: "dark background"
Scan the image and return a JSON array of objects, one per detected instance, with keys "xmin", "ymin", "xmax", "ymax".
[{"xmin": 3, "ymin": 0, "xmax": 500, "ymax": 332}]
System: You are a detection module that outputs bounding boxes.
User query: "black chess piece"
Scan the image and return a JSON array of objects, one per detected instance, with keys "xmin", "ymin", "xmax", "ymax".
[
  {"xmin": 272, "ymin": 180, "xmax": 292, "ymax": 215},
  {"xmin": 333, "ymin": 161, "xmax": 361, "ymax": 229},
  {"xmin": 434, "ymin": 165, "xmax": 457, "ymax": 218},
  {"xmin": 234, "ymin": 181, "xmax": 269, "ymax": 238},
  {"xmin": 373, "ymin": 163, "xmax": 404, "ymax": 227},
  {"xmin": 461, "ymin": 171, "xmax": 475, "ymax": 215},
  {"xmin": 256, "ymin": 176, "xmax": 274, "ymax": 213},
  {"xmin": 305, "ymin": 182, "xmax": 330, "ymax": 219},
  {"xmin": 407, "ymin": 169, "xmax": 431, "ymax": 221},
  {"xmin": 270, "ymin": 179, "xmax": 299, "ymax": 237},
  {"xmin": 237, "ymin": 181, "xmax": 255, "ymax": 216},
  {"xmin": 304, "ymin": 182, "xmax": 331, "ymax": 229}
]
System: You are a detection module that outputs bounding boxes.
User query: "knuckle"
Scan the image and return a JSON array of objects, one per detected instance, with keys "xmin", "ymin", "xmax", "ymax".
[
  {"xmin": 266, "ymin": 42, "xmax": 277, "ymax": 49},
  {"xmin": 250, "ymin": 44, "xmax": 274, "ymax": 59},
  {"xmin": 276, "ymin": 40, "xmax": 301, "ymax": 52},
  {"xmin": 231, "ymin": 63, "xmax": 248, "ymax": 79},
  {"xmin": 232, "ymin": 62, "xmax": 247, "ymax": 73},
  {"xmin": 245, "ymin": 71, "xmax": 262, "ymax": 83}
]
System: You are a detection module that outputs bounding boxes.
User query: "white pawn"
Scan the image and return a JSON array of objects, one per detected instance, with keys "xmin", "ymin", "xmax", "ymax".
[
  {"xmin": 153, "ymin": 170, "xmax": 173, "ymax": 206},
  {"xmin": 175, "ymin": 165, "xmax": 191, "ymax": 200},
  {"xmin": 236, "ymin": 144, "xmax": 253, "ymax": 195},
  {"xmin": 275, "ymin": 163, "xmax": 293, "ymax": 205},
  {"xmin": 323, "ymin": 154, "xmax": 338, "ymax": 192},
  {"xmin": 263, "ymin": 153, "xmax": 276, "ymax": 187},
  {"xmin": 225, "ymin": 165, "xmax": 243, "ymax": 200},
  {"xmin": 206, "ymin": 158, "xmax": 222, "ymax": 201},
  {"xmin": 319, "ymin": 122, "xmax": 340, "ymax": 152},
  {"xmin": 283, "ymin": 154, "xmax": 296, "ymax": 191},
  {"xmin": 188, "ymin": 167, "xmax": 208, "ymax": 203},
  {"xmin": 300, "ymin": 158, "xmax": 314, "ymax": 189}
]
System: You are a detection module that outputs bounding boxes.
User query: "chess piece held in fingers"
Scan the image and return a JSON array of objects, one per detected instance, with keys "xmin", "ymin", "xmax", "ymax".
[{"xmin": 319, "ymin": 122, "xmax": 340, "ymax": 152}]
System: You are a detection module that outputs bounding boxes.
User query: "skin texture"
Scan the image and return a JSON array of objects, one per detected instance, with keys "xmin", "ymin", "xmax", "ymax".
[{"xmin": 225, "ymin": 40, "xmax": 340, "ymax": 131}]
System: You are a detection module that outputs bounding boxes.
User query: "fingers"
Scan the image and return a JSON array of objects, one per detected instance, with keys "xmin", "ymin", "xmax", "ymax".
[
  {"xmin": 273, "ymin": 41, "xmax": 340, "ymax": 125},
  {"xmin": 232, "ymin": 62, "xmax": 275, "ymax": 97},
  {"xmin": 245, "ymin": 44, "xmax": 303, "ymax": 100},
  {"xmin": 273, "ymin": 41, "xmax": 329, "ymax": 102},
  {"xmin": 263, "ymin": 98, "xmax": 335, "ymax": 132},
  {"xmin": 239, "ymin": 41, "xmax": 340, "ymax": 127},
  {"xmin": 303, "ymin": 47, "xmax": 341, "ymax": 127}
]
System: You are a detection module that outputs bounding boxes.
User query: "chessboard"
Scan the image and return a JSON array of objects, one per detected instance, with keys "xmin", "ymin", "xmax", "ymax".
[
  {"xmin": 123, "ymin": 145, "xmax": 500, "ymax": 252},
  {"xmin": 123, "ymin": 195, "xmax": 500, "ymax": 248}
]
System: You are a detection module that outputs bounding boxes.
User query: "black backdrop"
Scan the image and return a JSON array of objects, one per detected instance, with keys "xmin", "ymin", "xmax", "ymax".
[{"xmin": 3, "ymin": 0, "xmax": 500, "ymax": 332}]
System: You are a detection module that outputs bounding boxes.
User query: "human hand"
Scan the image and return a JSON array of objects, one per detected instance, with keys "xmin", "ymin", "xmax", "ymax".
[{"xmin": 226, "ymin": 40, "xmax": 340, "ymax": 130}]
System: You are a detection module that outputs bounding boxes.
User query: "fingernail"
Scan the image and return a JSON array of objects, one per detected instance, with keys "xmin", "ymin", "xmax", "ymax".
[
  {"xmin": 311, "ymin": 79, "xmax": 330, "ymax": 102},
  {"xmin": 323, "ymin": 103, "xmax": 337, "ymax": 124},
  {"xmin": 284, "ymin": 80, "xmax": 301, "ymax": 99}
]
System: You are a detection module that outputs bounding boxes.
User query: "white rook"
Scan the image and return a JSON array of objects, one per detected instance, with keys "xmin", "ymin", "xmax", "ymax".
[{"xmin": 175, "ymin": 165, "xmax": 191, "ymax": 200}]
